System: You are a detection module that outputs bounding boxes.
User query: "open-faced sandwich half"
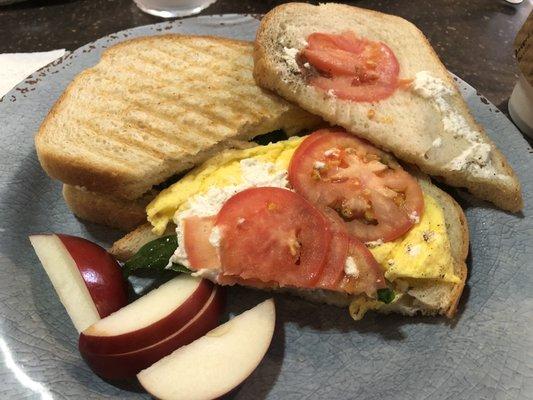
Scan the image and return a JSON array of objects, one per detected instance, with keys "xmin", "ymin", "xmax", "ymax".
[
  {"xmin": 253, "ymin": 2, "xmax": 522, "ymax": 212},
  {"xmin": 112, "ymin": 128, "xmax": 468, "ymax": 320}
]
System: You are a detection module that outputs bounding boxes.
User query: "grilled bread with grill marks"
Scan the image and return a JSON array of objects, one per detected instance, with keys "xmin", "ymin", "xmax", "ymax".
[
  {"xmin": 253, "ymin": 3, "xmax": 522, "ymax": 212},
  {"xmin": 36, "ymin": 35, "xmax": 321, "ymax": 201}
]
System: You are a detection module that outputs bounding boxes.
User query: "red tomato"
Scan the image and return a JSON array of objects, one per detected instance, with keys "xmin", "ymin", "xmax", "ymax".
[
  {"xmin": 302, "ymin": 31, "xmax": 400, "ymax": 102},
  {"xmin": 215, "ymin": 187, "xmax": 332, "ymax": 288},
  {"xmin": 288, "ymin": 129, "xmax": 424, "ymax": 242},
  {"xmin": 183, "ymin": 216, "xmax": 219, "ymax": 269},
  {"xmin": 315, "ymin": 209, "xmax": 385, "ymax": 296},
  {"xmin": 340, "ymin": 238, "xmax": 387, "ymax": 296},
  {"xmin": 314, "ymin": 209, "xmax": 350, "ymax": 290}
]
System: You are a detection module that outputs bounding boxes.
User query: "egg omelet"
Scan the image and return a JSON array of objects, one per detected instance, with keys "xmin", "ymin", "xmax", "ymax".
[{"xmin": 147, "ymin": 137, "xmax": 460, "ymax": 314}]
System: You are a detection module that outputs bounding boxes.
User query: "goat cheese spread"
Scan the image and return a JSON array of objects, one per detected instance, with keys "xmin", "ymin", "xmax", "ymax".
[
  {"xmin": 411, "ymin": 71, "xmax": 508, "ymax": 181},
  {"xmin": 282, "ymin": 47, "xmax": 300, "ymax": 72},
  {"xmin": 344, "ymin": 256, "xmax": 360, "ymax": 278},
  {"xmin": 169, "ymin": 159, "xmax": 290, "ymax": 267}
]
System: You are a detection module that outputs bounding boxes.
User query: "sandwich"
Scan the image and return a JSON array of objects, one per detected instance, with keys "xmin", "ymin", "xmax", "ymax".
[
  {"xmin": 253, "ymin": 3, "xmax": 523, "ymax": 212},
  {"xmin": 35, "ymin": 35, "xmax": 321, "ymax": 230},
  {"xmin": 111, "ymin": 128, "xmax": 468, "ymax": 320},
  {"xmin": 34, "ymin": 6, "xmax": 520, "ymax": 321}
]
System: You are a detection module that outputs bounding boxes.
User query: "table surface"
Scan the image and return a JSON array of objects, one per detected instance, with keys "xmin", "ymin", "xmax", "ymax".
[{"xmin": 1, "ymin": 0, "xmax": 532, "ymax": 114}]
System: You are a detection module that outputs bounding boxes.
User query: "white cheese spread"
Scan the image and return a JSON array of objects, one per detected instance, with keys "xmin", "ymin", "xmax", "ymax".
[
  {"xmin": 344, "ymin": 256, "xmax": 360, "ymax": 278},
  {"xmin": 313, "ymin": 161, "xmax": 326, "ymax": 170},
  {"xmin": 191, "ymin": 268, "xmax": 222, "ymax": 281},
  {"xmin": 169, "ymin": 159, "xmax": 291, "ymax": 267},
  {"xmin": 326, "ymin": 89, "xmax": 337, "ymax": 98},
  {"xmin": 411, "ymin": 71, "xmax": 507, "ymax": 181},
  {"xmin": 408, "ymin": 211, "xmax": 420, "ymax": 224},
  {"xmin": 324, "ymin": 148, "xmax": 340, "ymax": 157},
  {"xmin": 208, "ymin": 226, "xmax": 222, "ymax": 249},
  {"xmin": 282, "ymin": 47, "xmax": 300, "ymax": 72}
]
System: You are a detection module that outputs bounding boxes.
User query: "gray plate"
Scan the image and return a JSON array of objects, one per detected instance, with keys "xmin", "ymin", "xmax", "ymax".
[{"xmin": 0, "ymin": 14, "xmax": 532, "ymax": 400}]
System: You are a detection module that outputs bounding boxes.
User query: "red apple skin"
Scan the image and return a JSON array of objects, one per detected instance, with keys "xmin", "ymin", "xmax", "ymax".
[
  {"xmin": 56, "ymin": 234, "xmax": 128, "ymax": 318},
  {"xmin": 79, "ymin": 279, "xmax": 214, "ymax": 355},
  {"xmin": 79, "ymin": 285, "xmax": 225, "ymax": 380}
]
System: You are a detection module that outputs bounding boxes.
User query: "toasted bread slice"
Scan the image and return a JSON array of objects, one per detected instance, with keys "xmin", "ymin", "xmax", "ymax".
[
  {"xmin": 63, "ymin": 185, "xmax": 154, "ymax": 231},
  {"xmin": 253, "ymin": 3, "xmax": 522, "ymax": 212},
  {"xmin": 36, "ymin": 35, "xmax": 321, "ymax": 200},
  {"xmin": 110, "ymin": 177, "xmax": 468, "ymax": 319}
]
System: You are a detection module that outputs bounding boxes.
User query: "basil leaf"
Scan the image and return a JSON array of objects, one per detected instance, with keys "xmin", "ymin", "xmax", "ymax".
[
  {"xmin": 377, "ymin": 288, "xmax": 395, "ymax": 304},
  {"xmin": 123, "ymin": 235, "xmax": 183, "ymax": 277}
]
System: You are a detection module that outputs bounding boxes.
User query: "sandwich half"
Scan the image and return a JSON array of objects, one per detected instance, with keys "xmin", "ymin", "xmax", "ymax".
[
  {"xmin": 253, "ymin": 3, "xmax": 522, "ymax": 212},
  {"xmin": 111, "ymin": 129, "xmax": 468, "ymax": 320},
  {"xmin": 35, "ymin": 35, "xmax": 321, "ymax": 228}
]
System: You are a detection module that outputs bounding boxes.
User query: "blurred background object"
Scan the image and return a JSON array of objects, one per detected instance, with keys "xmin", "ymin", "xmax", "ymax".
[
  {"xmin": 133, "ymin": 0, "xmax": 217, "ymax": 17},
  {"xmin": 509, "ymin": 11, "xmax": 533, "ymax": 138}
]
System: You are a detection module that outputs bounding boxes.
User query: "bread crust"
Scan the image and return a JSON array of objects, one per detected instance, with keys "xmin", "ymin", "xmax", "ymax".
[
  {"xmin": 253, "ymin": 2, "xmax": 522, "ymax": 212},
  {"xmin": 62, "ymin": 185, "xmax": 154, "ymax": 231}
]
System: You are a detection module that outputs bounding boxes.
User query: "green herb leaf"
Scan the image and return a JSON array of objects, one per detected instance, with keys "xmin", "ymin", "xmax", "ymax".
[
  {"xmin": 377, "ymin": 288, "xmax": 395, "ymax": 304},
  {"xmin": 123, "ymin": 235, "xmax": 187, "ymax": 277}
]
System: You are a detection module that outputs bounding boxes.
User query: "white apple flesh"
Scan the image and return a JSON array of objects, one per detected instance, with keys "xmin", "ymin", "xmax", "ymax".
[
  {"xmin": 79, "ymin": 275, "xmax": 214, "ymax": 354},
  {"xmin": 80, "ymin": 284, "xmax": 225, "ymax": 380},
  {"xmin": 29, "ymin": 234, "xmax": 128, "ymax": 332},
  {"xmin": 137, "ymin": 298, "xmax": 276, "ymax": 400}
]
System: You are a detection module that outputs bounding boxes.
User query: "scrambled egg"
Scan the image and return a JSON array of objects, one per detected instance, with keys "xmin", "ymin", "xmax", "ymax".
[
  {"xmin": 369, "ymin": 195, "xmax": 459, "ymax": 284},
  {"xmin": 147, "ymin": 137, "xmax": 304, "ymax": 235},
  {"xmin": 147, "ymin": 137, "xmax": 459, "ymax": 296}
]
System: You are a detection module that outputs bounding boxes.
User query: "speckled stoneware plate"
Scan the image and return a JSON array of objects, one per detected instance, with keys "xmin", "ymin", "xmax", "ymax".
[{"xmin": 0, "ymin": 14, "xmax": 532, "ymax": 400}]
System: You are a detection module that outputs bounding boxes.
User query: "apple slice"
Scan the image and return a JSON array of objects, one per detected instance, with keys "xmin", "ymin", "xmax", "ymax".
[
  {"xmin": 29, "ymin": 234, "xmax": 128, "ymax": 332},
  {"xmin": 79, "ymin": 275, "xmax": 213, "ymax": 354},
  {"xmin": 137, "ymin": 298, "xmax": 275, "ymax": 400},
  {"xmin": 80, "ymin": 285, "xmax": 225, "ymax": 380}
]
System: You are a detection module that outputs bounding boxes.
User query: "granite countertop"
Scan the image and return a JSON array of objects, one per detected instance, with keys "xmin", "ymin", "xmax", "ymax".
[{"xmin": 0, "ymin": 0, "xmax": 531, "ymax": 112}]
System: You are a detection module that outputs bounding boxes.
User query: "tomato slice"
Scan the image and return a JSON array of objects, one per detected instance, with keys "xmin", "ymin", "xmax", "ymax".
[
  {"xmin": 315, "ymin": 209, "xmax": 350, "ymax": 289},
  {"xmin": 183, "ymin": 216, "xmax": 220, "ymax": 269},
  {"xmin": 215, "ymin": 187, "xmax": 331, "ymax": 288},
  {"xmin": 316, "ymin": 209, "xmax": 385, "ymax": 296},
  {"xmin": 340, "ymin": 238, "xmax": 387, "ymax": 296},
  {"xmin": 288, "ymin": 129, "xmax": 424, "ymax": 242},
  {"xmin": 302, "ymin": 31, "xmax": 400, "ymax": 102}
]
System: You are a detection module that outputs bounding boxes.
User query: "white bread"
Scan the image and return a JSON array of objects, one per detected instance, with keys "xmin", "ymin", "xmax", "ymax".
[
  {"xmin": 36, "ymin": 35, "xmax": 321, "ymax": 200},
  {"xmin": 62, "ymin": 185, "xmax": 154, "ymax": 231},
  {"xmin": 109, "ymin": 176, "xmax": 468, "ymax": 319},
  {"xmin": 253, "ymin": 3, "xmax": 522, "ymax": 212}
]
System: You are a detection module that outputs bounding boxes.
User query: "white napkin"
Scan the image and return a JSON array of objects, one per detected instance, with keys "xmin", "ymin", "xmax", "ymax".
[{"xmin": 0, "ymin": 49, "xmax": 66, "ymax": 98}]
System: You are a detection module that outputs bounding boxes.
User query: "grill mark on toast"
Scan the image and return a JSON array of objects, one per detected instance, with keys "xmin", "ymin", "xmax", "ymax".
[
  {"xmin": 114, "ymin": 46, "xmax": 255, "ymax": 91},
  {"xmin": 92, "ymin": 68, "xmax": 260, "ymax": 141},
  {"xmin": 149, "ymin": 42, "xmax": 252, "ymax": 73},
  {"xmin": 81, "ymin": 92, "xmax": 200, "ymax": 154},
  {"xmin": 72, "ymin": 116, "xmax": 169, "ymax": 162},
  {"xmin": 87, "ymin": 86, "xmax": 228, "ymax": 150}
]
